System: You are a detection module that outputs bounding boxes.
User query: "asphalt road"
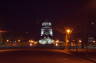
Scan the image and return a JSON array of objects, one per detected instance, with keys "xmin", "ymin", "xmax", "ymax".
[{"xmin": 0, "ymin": 49, "xmax": 93, "ymax": 63}]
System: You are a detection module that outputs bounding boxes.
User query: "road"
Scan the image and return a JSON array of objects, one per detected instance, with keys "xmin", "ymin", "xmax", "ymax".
[{"xmin": 0, "ymin": 48, "xmax": 94, "ymax": 63}]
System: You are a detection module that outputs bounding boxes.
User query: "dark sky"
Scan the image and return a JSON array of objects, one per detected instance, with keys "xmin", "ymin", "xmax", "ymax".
[{"xmin": 0, "ymin": 0, "xmax": 96, "ymax": 35}]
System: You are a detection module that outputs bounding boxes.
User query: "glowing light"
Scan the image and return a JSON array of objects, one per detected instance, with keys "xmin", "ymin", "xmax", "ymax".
[
  {"xmin": 42, "ymin": 22, "xmax": 52, "ymax": 26},
  {"xmin": 56, "ymin": 43, "xmax": 58, "ymax": 46},
  {"xmin": 66, "ymin": 40, "xmax": 69, "ymax": 43},
  {"xmin": 41, "ymin": 29, "xmax": 44, "ymax": 36},
  {"xmin": 29, "ymin": 40, "xmax": 34, "ymax": 43},
  {"xmin": 18, "ymin": 40, "xmax": 21, "ymax": 42},
  {"xmin": 47, "ymin": 38, "xmax": 54, "ymax": 44},
  {"xmin": 39, "ymin": 38, "xmax": 54, "ymax": 44},
  {"xmin": 78, "ymin": 40, "xmax": 82, "ymax": 43},
  {"xmin": 39, "ymin": 40, "xmax": 47, "ymax": 44},
  {"xmin": 6, "ymin": 40, "xmax": 9, "ymax": 42},
  {"xmin": 93, "ymin": 40, "xmax": 96, "ymax": 43},
  {"xmin": 66, "ymin": 29, "xmax": 72, "ymax": 34},
  {"xmin": 30, "ymin": 43, "xmax": 33, "ymax": 46},
  {"xmin": 56, "ymin": 40, "xmax": 59, "ymax": 43},
  {"xmin": 50, "ymin": 29, "xmax": 53, "ymax": 36},
  {"xmin": 34, "ymin": 42, "xmax": 38, "ymax": 44}
]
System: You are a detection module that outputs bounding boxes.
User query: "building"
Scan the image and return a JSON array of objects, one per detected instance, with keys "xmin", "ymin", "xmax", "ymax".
[{"xmin": 39, "ymin": 21, "xmax": 54, "ymax": 45}]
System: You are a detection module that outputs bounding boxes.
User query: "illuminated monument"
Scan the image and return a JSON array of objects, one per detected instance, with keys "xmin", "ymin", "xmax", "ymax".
[{"xmin": 39, "ymin": 21, "xmax": 54, "ymax": 45}]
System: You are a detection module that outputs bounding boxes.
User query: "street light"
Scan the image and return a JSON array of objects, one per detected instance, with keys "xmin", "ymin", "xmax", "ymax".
[
  {"xmin": 66, "ymin": 29, "xmax": 72, "ymax": 34},
  {"xmin": 65, "ymin": 28, "xmax": 72, "ymax": 48}
]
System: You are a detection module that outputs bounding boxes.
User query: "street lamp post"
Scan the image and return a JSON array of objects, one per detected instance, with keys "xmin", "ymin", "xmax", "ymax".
[{"xmin": 65, "ymin": 28, "xmax": 72, "ymax": 49}]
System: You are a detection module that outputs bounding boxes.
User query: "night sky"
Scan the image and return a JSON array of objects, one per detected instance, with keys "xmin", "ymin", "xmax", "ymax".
[{"xmin": 0, "ymin": 0, "xmax": 96, "ymax": 39}]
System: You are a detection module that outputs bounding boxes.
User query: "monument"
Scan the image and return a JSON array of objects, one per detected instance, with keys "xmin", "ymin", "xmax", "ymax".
[{"xmin": 39, "ymin": 21, "xmax": 54, "ymax": 45}]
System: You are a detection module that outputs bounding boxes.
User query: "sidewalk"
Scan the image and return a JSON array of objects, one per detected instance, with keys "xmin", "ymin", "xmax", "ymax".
[
  {"xmin": 49, "ymin": 48, "xmax": 96, "ymax": 63},
  {"xmin": 64, "ymin": 49, "xmax": 96, "ymax": 62}
]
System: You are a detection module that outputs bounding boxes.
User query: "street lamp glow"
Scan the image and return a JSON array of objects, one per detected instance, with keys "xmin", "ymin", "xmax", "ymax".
[
  {"xmin": 65, "ymin": 28, "xmax": 72, "ymax": 48},
  {"xmin": 93, "ymin": 40, "xmax": 96, "ymax": 43},
  {"xmin": 18, "ymin": 40, "xmax": 21, "ymax": 42},
  {"xmin": 66, "ymin": 40, "xmax": 69, "ymax": 43},
  {"xmin": 56, "ymin": 40, "xmax": 59, "ymax": 43},
  {"xmin": 29, "ymin": 40, "xmax": 34, "ymax": 43},
  {"xmin": 29, "ymin": 43, "xmax": 33, "ymax": 46},
  {"xmin": 66, "ymin": 29, "xmax": 72, "ymax": 34},
  {"xmin": 78, "ymin": 40, "xmax": 82, "ymax": 43},
  {"xmin": 6, "ymin": 40, "xmax": 9, "ymax": 42},
  {"xmin": 56, "ymin": 43, "xmax": 58, "ymax": 46}
]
